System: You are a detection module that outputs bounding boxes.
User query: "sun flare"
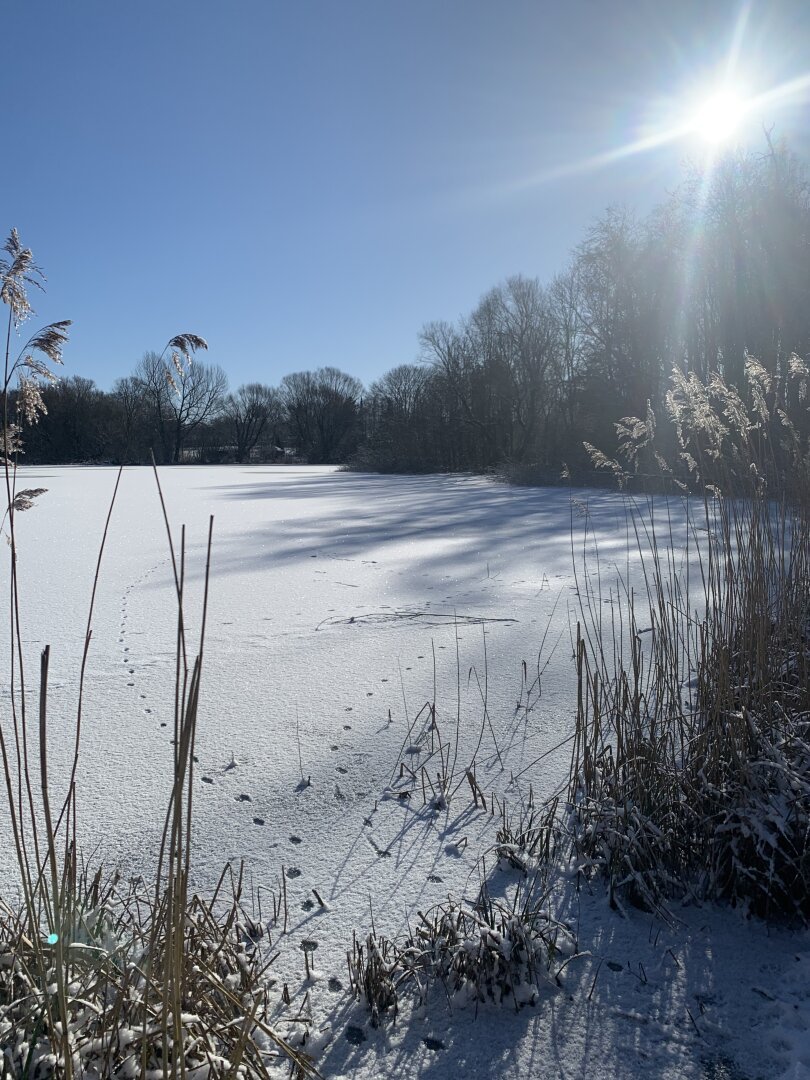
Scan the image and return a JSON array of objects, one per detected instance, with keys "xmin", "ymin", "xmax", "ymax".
[{"xmin": 691, "ymin": 88, "xmax": 748, "ymax": 144}]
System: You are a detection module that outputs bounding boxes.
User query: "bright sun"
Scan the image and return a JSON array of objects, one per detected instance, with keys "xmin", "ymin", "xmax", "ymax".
[{"xmin": 691, "ymin": 88, "xmax": 748, "ymax": 144}]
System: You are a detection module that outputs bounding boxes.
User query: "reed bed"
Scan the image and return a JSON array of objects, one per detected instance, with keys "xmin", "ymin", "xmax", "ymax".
[{"xmin": 571, "ymin": 358, "xmax": 810, "ymax": 919}]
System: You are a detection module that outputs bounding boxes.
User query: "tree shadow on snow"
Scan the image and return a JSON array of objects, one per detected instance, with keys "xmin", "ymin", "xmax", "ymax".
[{"xmin": 203, "ymin": 472, "xmax": 641, "ymax": 583}]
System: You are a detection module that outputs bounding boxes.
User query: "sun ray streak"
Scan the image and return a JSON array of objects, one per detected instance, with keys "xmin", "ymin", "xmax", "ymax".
[
  {"xmin": 508, "ymin": 69, "xmax": 810, "ymax": 195},
  {"xmin": 749, "ymin": 72, "xmax": 810, "ymax": 114},
  {"xmin": 508, "ymin": 123, "xmax": 695, "ymax": 191},
  {"xmin": 724, "ymin": 1, "xmax": 752, "ymax": 82}
]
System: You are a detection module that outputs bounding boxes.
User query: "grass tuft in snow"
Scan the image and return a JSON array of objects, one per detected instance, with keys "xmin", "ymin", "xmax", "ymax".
[
  {"xmin": 0, "ymin": 865, "xmax": 314, "ymax": 1078},
  {"xmin": 347, "ymin": 879, "xmax": 577, "ymax": 1025},
  {"xmin": 495, "ymin": 792, "xmax": 559, "ymax": 876}
]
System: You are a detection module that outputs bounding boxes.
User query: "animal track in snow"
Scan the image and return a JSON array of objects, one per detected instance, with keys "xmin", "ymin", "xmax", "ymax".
[
  {"xmin": 118, "ymin": 556, "xmax": 172, "ymax": 721},
  {"xmin": 366, "ymin": 834, "xmax": 391, "ymax": 858}
]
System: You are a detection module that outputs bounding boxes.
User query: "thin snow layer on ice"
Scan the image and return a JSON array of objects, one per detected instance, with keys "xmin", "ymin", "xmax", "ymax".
[
  {"xmin": 0, "ymin": 465, "xmax": 807, "ymax": 1080},
  {"xmin": 1, "ymin": 465, "xmax": 595, "ymax": 888}
]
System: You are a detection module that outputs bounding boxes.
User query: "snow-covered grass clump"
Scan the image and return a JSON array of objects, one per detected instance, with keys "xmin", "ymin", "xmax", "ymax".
[{"xmin": 348, "ymin": 884, "xmax": 576, "ymax": 1025}]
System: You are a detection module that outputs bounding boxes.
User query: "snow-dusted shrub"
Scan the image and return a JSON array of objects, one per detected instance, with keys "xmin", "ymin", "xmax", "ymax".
[
  {"xmin": 349, "ymin": 886, "xmax": 576, "ymax": 1023},
  {"xmin": 495, "ymin": 794, "xmax": 559, "ymax": 875},
  {"xmin": 347, "ymin": 929, "xmax": 400, "ymax": 1026}
]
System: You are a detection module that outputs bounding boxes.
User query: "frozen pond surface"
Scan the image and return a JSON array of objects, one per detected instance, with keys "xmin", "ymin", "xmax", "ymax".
[
  {"xmin": 2, "ymin": 466, "xmax": 593, "ymax": 894},
  {"xmin": 0, "ymin": 466, "xmax": 806, "ymax": 1080}
]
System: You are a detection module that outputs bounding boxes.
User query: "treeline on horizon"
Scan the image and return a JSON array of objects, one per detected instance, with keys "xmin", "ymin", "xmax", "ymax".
[{"xmin": 19, "ymin": 138, "xmax": 810, "ymax": 479}]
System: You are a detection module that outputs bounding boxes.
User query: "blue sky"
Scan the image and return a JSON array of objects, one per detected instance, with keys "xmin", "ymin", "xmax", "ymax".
[{"xmin": 6, "ymin": 0, "xmax": 810, "ymax": 392}]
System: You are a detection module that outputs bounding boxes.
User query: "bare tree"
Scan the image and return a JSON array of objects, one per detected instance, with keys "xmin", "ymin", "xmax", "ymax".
[
  {"xmin": 418, "ymin": 277, "xmax": 560, "ymax": 468},
  {"xmin": 370, "ymin": 364, "xmax": 431, "ymax": 419},
  {"xmin": 360, "ymin": 364, "xmax": 438, "ymax": 471},
  {"xmin": 136, "ymin": 351, "xmax": 228, "ymax": 463},
  {"xmin": 549, "ymin": 266, "xmax": 584, "ymax": 436},
  {"xmin": 471, "ymin": 275, "xmax": 559, "ymax": 462},
  {"xmin": 280, "ymin": 366, "xmax": 363, "ymax": 463},
  {"xmin": 222, "ymin": 383, "xmax": 282, "ymax": 462},
  {"xmin": 110, "ymin": 375, "xmax": 151, "ymax": 462}
]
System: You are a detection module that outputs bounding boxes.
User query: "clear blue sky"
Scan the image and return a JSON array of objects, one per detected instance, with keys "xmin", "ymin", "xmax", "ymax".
[{"xmin": 6, "ymin": 0, "xmax": 810, "ymax": 392}]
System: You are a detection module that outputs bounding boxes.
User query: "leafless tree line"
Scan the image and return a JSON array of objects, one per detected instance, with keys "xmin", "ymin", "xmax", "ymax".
[
  {"xmin": 19, "ymin": 140, "xmax": 810, "ymax": 477},
  {"xmin": 20, "ymin": 361, "xmax": 364, "ymax": 465},
  {"xmin": 361, "ymin": 139, "xmax": 810, "ymax": 475}
]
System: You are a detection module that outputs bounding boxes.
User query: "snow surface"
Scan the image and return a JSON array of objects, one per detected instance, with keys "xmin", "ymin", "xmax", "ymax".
[{"xmin": 1, "ymin": 465, "xmax": 808, "ymax": 1079}]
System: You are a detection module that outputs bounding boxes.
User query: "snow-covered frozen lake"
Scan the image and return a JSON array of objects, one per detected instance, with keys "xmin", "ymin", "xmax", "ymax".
[
  {"xmin": 2, "ymin": 466, "xmax": 596, "ymax": 891},
  {"xmin": 1, "ymin": 466, "xmax": 807, "ymax": 1080}
]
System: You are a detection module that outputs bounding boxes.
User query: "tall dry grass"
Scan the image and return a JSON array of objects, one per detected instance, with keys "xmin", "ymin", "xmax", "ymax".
[{"xmin": 571, "ymin": 357, "xmax": 810, "ymax": 919}]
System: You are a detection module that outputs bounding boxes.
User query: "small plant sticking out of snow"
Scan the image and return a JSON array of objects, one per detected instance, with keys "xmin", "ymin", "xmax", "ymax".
[
  {"xmin": 495, "ymin": 792, "xmax": 559, "ymax": 875},
  {"xmin": 347, "ymin": 928, "xmax": 400, "ymax": 1027},
  {"xmin": 348, "ymin": 885, "xmax": 577, "ymax": 1025}
]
